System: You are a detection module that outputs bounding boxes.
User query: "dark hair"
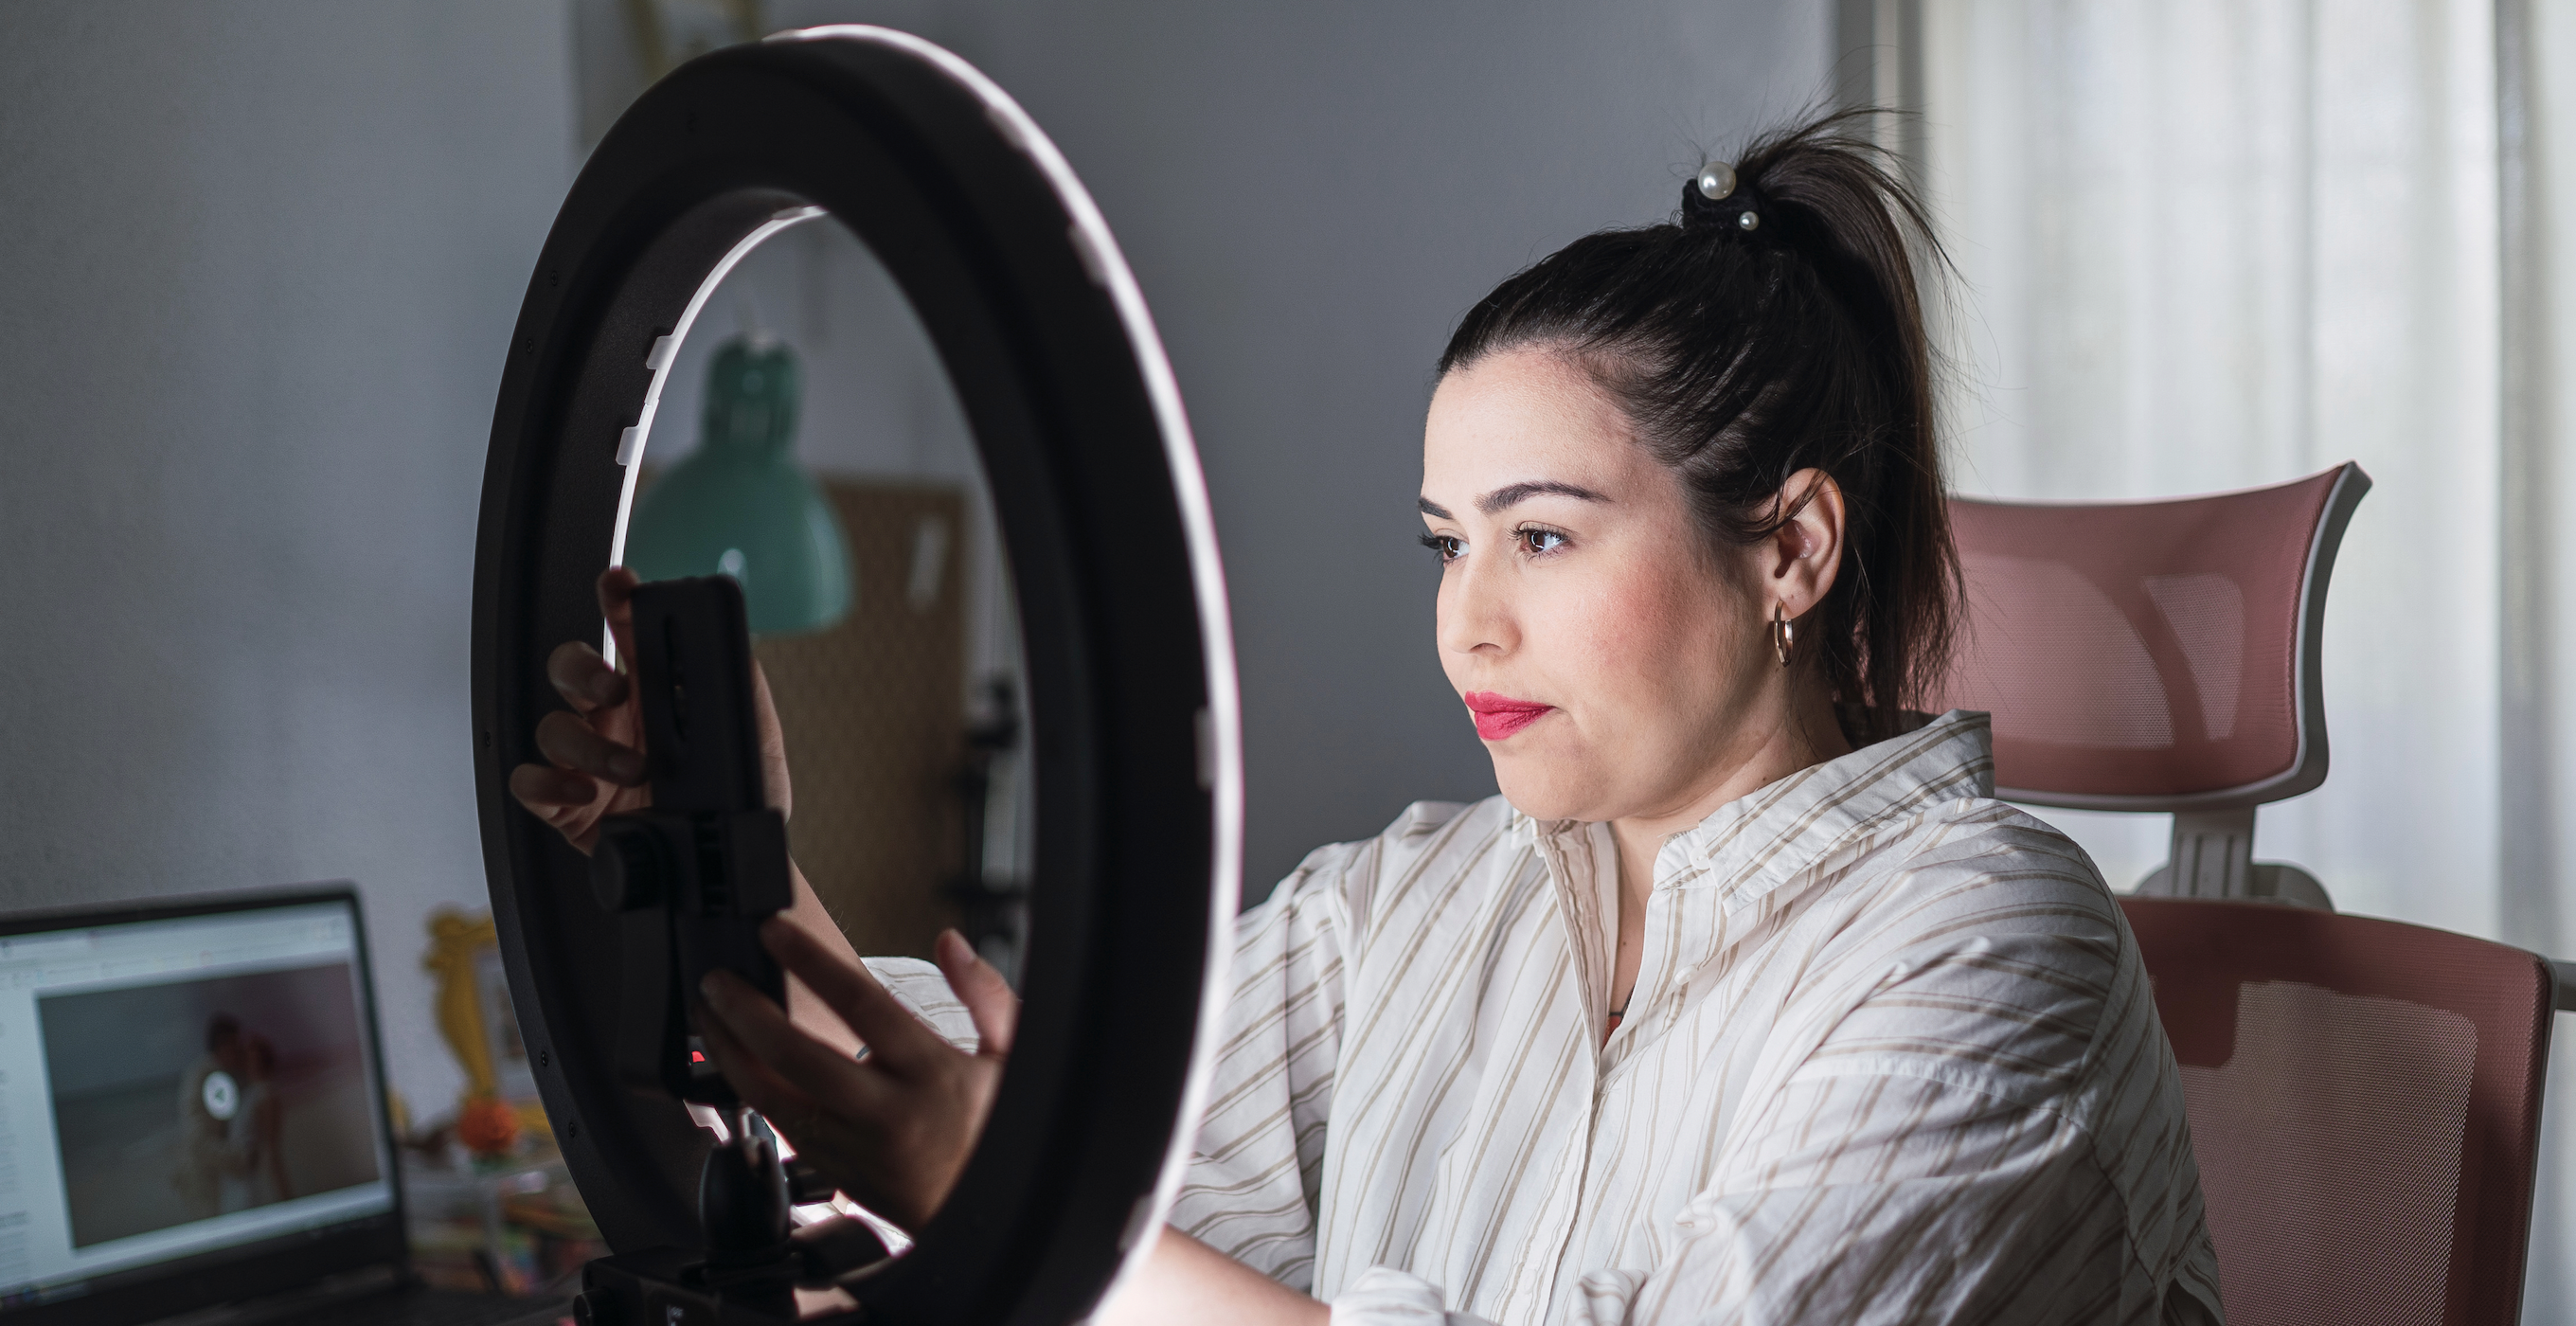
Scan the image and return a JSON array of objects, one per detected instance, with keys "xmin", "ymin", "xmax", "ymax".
[
  {"xmin": 1439, "ymin": 109, "xmax": 1958, "ymax": 743},
  {"xmin": 206, "ymin": 1012, "xmax": 242, "ymax": 1051}
]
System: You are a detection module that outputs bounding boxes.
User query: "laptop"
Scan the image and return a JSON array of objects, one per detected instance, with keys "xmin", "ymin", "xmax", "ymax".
[{"xmin": 0, "ymin": 886, "xmax": 564, "ymax": 1326}]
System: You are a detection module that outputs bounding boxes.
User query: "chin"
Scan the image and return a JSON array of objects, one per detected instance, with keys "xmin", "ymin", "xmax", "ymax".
[{"xmin": 1488, "ymin": 753, "xmax": 1600, "ymax": 823}]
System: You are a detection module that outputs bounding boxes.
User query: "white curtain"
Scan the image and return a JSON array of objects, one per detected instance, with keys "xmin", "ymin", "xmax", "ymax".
[{"xmin": 1921, "ymin": 1, "xmax": 2576, "ymax": 1317}]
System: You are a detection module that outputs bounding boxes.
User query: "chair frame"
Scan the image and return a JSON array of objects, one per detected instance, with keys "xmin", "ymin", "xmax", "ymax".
[
  {"xmin": 1956, "ymin": 465, "xmax": 2370, "ymax": 906},
  {"xmin": 1966, "ymin": 462, "xmax": 2371, "ymax": 815}
]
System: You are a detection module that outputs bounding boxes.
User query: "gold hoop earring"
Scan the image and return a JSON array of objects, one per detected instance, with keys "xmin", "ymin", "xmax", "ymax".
[{"xmin": 1771, "ymin": 601, "xmax": 1796, "ymax": 668}]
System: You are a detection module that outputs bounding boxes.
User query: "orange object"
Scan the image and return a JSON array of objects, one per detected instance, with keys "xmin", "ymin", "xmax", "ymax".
[{"xmin": 457, "ymin": 1092, "xmax": 520, "ymax": 1157}]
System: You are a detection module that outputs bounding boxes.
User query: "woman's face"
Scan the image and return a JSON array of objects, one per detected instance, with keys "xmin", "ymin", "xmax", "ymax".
[{"xmin": 1420, "ymin": 347, "xmax": 1815, "ymax": 824}]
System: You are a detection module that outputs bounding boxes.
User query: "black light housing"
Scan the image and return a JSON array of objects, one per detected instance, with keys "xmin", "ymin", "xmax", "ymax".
[{"xmin": 469, "ymin": 27, "xmax": 1241, "ymax": 1324}]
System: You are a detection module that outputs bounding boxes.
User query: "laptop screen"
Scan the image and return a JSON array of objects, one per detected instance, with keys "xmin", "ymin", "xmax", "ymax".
[{"xmin": 0, "ymin": 894, "xmax": 398, "ymax": 1312}]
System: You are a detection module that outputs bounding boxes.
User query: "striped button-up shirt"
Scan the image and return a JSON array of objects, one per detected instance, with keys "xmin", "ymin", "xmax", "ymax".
[{"xmin": 1170, "ymin": 710, "xmax": 2223, "ymax": 1324}]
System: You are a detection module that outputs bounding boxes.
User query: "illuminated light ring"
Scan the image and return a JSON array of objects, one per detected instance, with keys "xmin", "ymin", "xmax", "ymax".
[{"xmin": 469, "ymin": 27, "xmax": 1242, "ymax": 1323}]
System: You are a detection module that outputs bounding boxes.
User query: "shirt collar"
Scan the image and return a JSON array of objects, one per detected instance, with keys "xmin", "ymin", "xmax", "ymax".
[{"xmin": 1511, "ymin": 708, "xmax": 1995, "ymax": 910}]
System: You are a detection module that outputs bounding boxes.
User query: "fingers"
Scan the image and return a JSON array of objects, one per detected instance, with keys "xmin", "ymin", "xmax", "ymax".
[
  {"xmin": 760, "ymin": 919, "xmax": 946, "ymax": 1070},
  {"xmin": 698, "ymin": 976, "xmax": 917, "ymax": 1227},
  {"xmin": 508, "ymin": 761, "xmax": 599, "ymax": 809},
  {"xmin": 546, "ymin": 641, "xmax": 628, "ymax": 716},
  {"xmin": 692, "ymin": 985, "xmax": 828, "ymax": 1135},
  {"xmin": 699, "ymin": 968, "xmax": 884, "ymax": 1117},
  {"xmin": 936, "ymin": 930, "xmax": 1018, "ymax": 1058},
  {"xmin": 506, "ymin": 762, "xmax": 610, "ymax": 853},
  {"xmin": 511, "ymin": 569, "xmax": 649, "ymax": 858},
  {"xmin": 534, "ymin": 710, "xmax": 647, "ymax": 786}
]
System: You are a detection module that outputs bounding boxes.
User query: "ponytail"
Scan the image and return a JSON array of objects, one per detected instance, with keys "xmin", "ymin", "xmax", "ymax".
[{"xmin": 1439, "ymin": 109, "xmax": 1958, "ymax": 743}]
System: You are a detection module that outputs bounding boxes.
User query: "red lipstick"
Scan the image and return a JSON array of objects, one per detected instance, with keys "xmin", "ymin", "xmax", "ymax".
[{"xmin": 1462, "ymin": 691, "xmax": 1555, "ymax": 741}]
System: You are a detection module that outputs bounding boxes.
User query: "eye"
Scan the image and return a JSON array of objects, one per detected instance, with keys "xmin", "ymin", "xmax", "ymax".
[
  {"xmin": 1515, "ymin": 526, "xmax": 1569, "ymax": 556},
  {"xmin": 1419, "ymin": 532, "xmax": 1464, "ymax": 564}
]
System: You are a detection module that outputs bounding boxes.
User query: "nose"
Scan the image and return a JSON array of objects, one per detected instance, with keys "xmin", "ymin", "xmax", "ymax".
[{"xmin": 1438, "ymin": 546, "xmax": 1517, "ymax": 659}]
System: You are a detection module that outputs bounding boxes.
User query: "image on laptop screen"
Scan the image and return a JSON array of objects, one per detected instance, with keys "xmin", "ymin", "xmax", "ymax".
[{"xmin": 0, "ymin": 899, "xmax": 395, "ymax": 1309}]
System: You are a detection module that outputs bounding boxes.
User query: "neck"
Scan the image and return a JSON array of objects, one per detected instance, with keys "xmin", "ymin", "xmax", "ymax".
[{"xmin": 1605, "ymin": 674, "xmax": 1853, "ymax": 907}]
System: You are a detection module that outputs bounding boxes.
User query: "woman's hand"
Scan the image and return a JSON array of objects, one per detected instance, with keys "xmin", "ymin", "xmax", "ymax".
[
  {"xmin": 696, "ymin": 919, "xmax": 1016, "ymax": 1231},
  {"xmin": 509, "ymin": 565, "xmax": 861, "ymax": 1055},
  {"xmin": 508, "ymin": 565, "xmax": 794, "ymax": 851}
]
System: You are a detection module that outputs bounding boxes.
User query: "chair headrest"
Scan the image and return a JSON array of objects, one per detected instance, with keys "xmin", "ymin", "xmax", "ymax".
[{"xmin": 1933, "ymin": 462, "xmax": 2370, "ymax": 811}]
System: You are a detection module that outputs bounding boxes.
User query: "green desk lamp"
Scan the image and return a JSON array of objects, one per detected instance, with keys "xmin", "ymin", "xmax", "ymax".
[{"xmin": 626, "ymin": 334, "xmax": 852, "ymax": 635}]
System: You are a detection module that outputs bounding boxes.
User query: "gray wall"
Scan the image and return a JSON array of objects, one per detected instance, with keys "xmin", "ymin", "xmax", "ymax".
[
  {"xmin": 760, "ymin": 0, "xmax": 1834, "ymax": 892},
  {"xmin": 0, "ymin": 2, "xmax": 576, "ymax": 1116},
  {"xmin": 0, "ymin": 0, "xmax": 1827, "ymax": 1136}
]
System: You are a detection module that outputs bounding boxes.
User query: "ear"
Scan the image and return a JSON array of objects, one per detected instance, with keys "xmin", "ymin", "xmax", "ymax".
[{"xmin": 1762, "ymin": 469, "xmax": 1845, "ymax": 619}]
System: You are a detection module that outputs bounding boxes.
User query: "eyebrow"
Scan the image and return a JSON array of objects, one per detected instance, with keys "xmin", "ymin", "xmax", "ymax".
[{"xmin": 1416, "ymin": 480, "xmax": 1612, "ymax": 522}]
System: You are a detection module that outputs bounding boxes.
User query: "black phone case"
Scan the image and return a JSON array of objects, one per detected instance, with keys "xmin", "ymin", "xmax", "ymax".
[
  {"xmin": 632, "ymin": 577, "xmax": 767, "ymax": 815},
  {"xmin": 628, "ymin": 577, "xmax": 789, "ymax": 1100}
]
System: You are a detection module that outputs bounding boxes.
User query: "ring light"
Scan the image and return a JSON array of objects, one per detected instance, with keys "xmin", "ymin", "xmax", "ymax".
[{"xmin": 469, "ymin": 27, "xmax": 1242, "ymax": 1323}]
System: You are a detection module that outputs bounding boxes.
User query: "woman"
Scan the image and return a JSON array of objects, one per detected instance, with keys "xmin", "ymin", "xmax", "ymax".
[
  {"xmin": 233, "ymin": 1033, "xmax": 292, "ymax": 1208},
  {"xmin": 513, "ymin": 113, "xmax": 2221, "ymax": 1324}
]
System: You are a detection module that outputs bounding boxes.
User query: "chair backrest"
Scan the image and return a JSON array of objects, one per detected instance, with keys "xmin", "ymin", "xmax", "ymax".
[
  {"xmin": 2120, "ymin": 897, "xmax": 2553, "ymax": 1326},
  {"xmin": 1936, "ymin": 463, "xmax": 2369, "ymax": 811}
]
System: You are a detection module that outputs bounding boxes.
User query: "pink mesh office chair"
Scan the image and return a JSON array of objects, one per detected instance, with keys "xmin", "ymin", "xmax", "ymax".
[{"xmin": 1934, "ymin": 463, "xmax": 2561, "ymax": 1326}]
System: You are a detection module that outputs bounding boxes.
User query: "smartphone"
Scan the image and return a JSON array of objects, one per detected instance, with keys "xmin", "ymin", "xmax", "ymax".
[{"xmin": 625, "ymin": 575, "xmax": 792, "ymax": 1104}]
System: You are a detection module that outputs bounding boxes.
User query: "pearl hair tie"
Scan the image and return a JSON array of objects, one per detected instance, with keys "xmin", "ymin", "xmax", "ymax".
[{"xmin": 1695, "ymin": 160, "xmax": 1761, "ymax": 232}]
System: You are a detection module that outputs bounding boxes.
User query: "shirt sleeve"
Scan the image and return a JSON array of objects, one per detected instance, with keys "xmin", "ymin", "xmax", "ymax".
[
  {"xmin": 1602, "ymin": 1073, "xmax": 2131, "ymax": 1324},
  {"xmin": 1569, "ymin": 874, "xmax": 2202, "ymax": 1325},
  {"xmin": 1165, "ymin": 844, "xmax": 1356, "ymax": 1292}
]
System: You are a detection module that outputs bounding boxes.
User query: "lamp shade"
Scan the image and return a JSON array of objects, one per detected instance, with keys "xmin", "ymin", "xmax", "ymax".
[{"xmin": 626, "ymin": 336, "xmax": 852, "ymax": 635}]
